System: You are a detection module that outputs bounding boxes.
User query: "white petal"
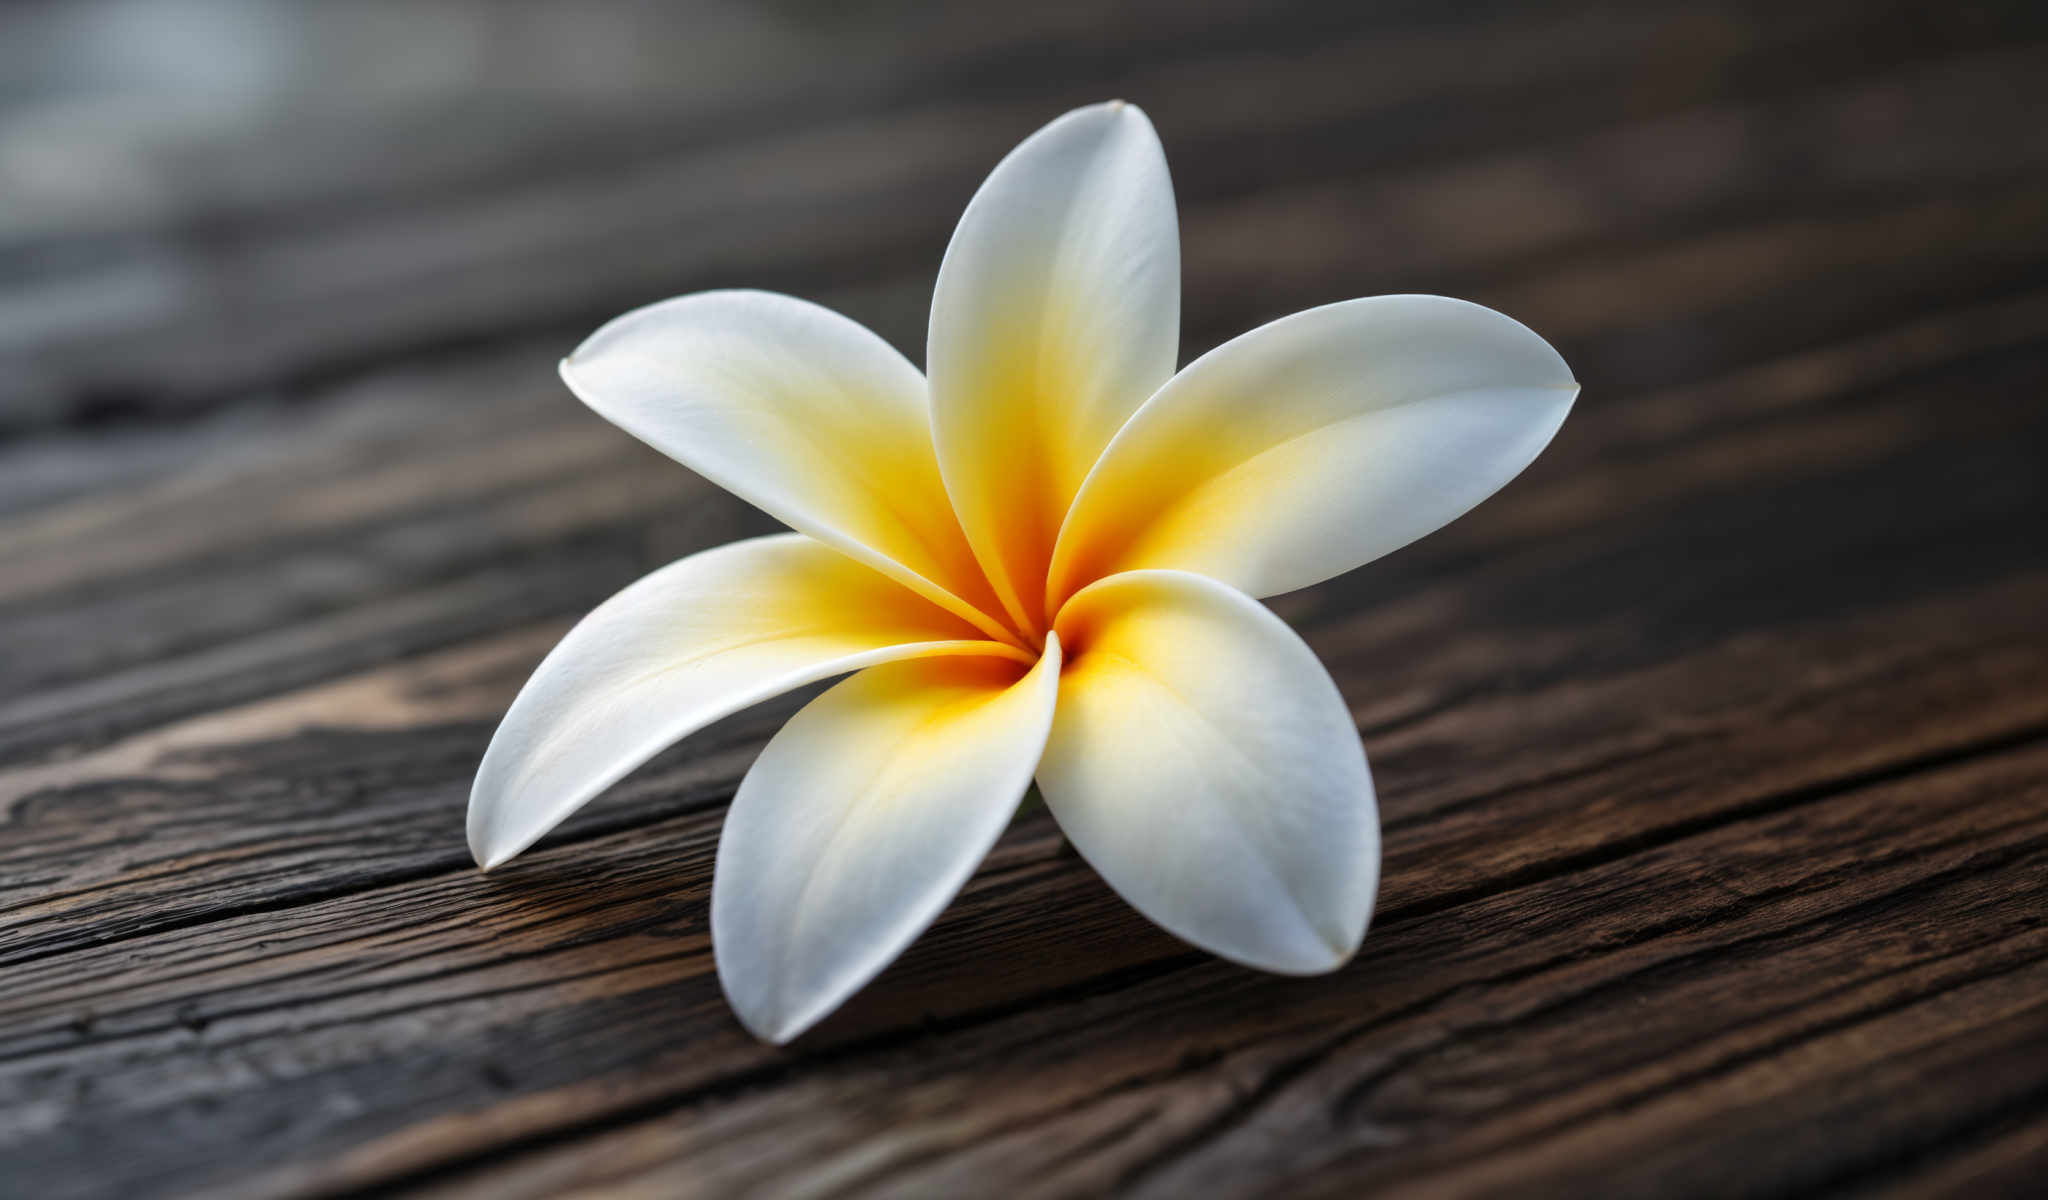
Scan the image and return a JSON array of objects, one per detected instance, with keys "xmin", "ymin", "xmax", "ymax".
[
  {"xmin": 928, "ymin": 100, "xmax": 1180, "ymax": 635},
  {"xmin": 468, "ymin": 534, "xmax": 1025, "ymax": 871},
  {"xmin": 713, "ymin": 639, "xmax": 1062, "ymax": 1043},
  {"xmin": 559, "ymin": 289, "xmax": 1013, "ymax": 644},
  {"xmin": 1048, "ymin": 295, "xmax": 1578, "ymax": 607},
  {"xmin": 1038, "ymin": 571, "xmax": 1378, "ymax": 973}
]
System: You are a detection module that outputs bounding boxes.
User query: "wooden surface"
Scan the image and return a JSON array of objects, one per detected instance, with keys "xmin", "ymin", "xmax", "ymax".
[{"xmin": 4, "ymin": 1, "xmax": 2047, "ymax": 1196}]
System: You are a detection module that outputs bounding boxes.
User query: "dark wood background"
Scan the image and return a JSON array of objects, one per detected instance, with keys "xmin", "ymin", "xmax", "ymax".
[{"xmin": 3, "ymin": 1, "xmax": 2045, "ymax": 1195}]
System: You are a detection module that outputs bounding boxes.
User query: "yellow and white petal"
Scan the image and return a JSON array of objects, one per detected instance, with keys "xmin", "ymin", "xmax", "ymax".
[
  {"xmin": 468, "ymin": 533, "xmax": 1026, "ymax": 871},
  {"xmin": 928, "ymin": 101, "xmax": 1180, "ymax": 634},
  {"xmin": 713, "ymin": 640, "xmax": 1062, "ymax": 1043},
  {"xmin": 1039, "ymin": 570, "xmax": 1378, "ymax": 973},
  {"xmin": 1047, "ymin": 295, "xmax": 1578, "ymax": 607},
  {"xmin": 559, "ymin": 289, "xmax": 1013, "ymax": 644}
]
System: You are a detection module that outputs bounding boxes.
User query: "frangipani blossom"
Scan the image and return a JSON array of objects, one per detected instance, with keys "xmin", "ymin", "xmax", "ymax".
[{"xmin": 468, "ymin": 101, "xmax": 1578, "ymax": 1043}]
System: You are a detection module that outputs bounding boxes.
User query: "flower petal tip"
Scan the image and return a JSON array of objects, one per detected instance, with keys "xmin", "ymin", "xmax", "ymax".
[
  {"xmin": 467, "ymin": 814, "xmax": 519, "ymax": 873},
  {"xmin": 747, "ymin": 1012, "xmax": 807, "ymax": 1046},
  {"xmin": 1101, "ymin": 98, "xmax": 1148, "ymax": 126},
  {"xmin": 1220, "ymin": 919, "xmax": 1365, "ymax": 977},
  {"xmin": 1300, "ymin": 934, "xmax": 1365, "ymax": 977},
  {"xmin": 1216, "ymin": 925, "xmax": 1364, "ymax": 978},
  {"xmin": 725, "ymin": 985, "xmax": 831, "ymax": 1045},
  {"xmin": 469, "ymin": 839, "xmax": 506, "ymax": 873}
]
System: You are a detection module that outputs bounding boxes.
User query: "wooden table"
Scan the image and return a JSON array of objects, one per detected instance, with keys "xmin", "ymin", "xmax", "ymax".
[{"xmin": 4, "ymin": 2, "xmax": 2045, "ymax": 1195}]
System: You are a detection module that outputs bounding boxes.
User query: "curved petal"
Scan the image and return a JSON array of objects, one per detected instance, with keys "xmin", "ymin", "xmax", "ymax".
[
  {"xmin": 468, "ymin": 533, "xmax": 1027, "ymax": 870},
  {"xmin": 713, "ymin": 638, "xmax": 1062, "ymax": 1043},
  {"xmin": 928, "ymin": 100, "xmax": 1180, "ymax": 636},
  {"xmin": 559, "ymin": 289, "xmax": 1015, "ymax": 645},
  {"xmin": 1047, "ymin": 295, "xmax": 1578, "ymax": 607},
  {"xmin": 1038, "ymin": 570, "xmax": 1378, "ymax": 973}
]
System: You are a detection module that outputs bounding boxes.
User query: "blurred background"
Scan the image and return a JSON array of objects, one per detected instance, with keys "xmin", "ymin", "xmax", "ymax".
[
  {"xmin": 4, "ymin": 2, "xmax": 2047, "ymax": 1197},
  {"xmin": 8, "ymin": 0, "xmax": 2041, "ymax": 433}
]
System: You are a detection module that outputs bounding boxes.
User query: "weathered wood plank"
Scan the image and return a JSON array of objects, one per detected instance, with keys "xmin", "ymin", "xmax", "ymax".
[
  {"xmin": 405, "ymin": 741, "xmax": 2048, "ymax": 1199},
  {"xmin": 1851, "ymin": 1110, "xmax": 2048, "ymax": 1199},
  {"xmin": 6, "ymin": 675, "xmax": 2038, "ymax": 1197}
]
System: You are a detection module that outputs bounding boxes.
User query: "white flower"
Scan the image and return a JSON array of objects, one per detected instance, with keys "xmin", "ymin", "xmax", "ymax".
[{"xmin": 468, "ymin": 101, "xmax": 1578, "ymax": 1043}]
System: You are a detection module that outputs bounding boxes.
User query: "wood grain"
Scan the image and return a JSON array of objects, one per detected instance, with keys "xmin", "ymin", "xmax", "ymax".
[{"xmin": 2, "ymin": 0, "xmax": 2044, "ymax": 1196}]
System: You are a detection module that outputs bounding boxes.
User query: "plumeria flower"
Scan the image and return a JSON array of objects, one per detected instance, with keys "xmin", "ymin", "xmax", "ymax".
[{"xmin": 468, "ymin": 101, "xmax": 1577, "ymax": 1043}]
